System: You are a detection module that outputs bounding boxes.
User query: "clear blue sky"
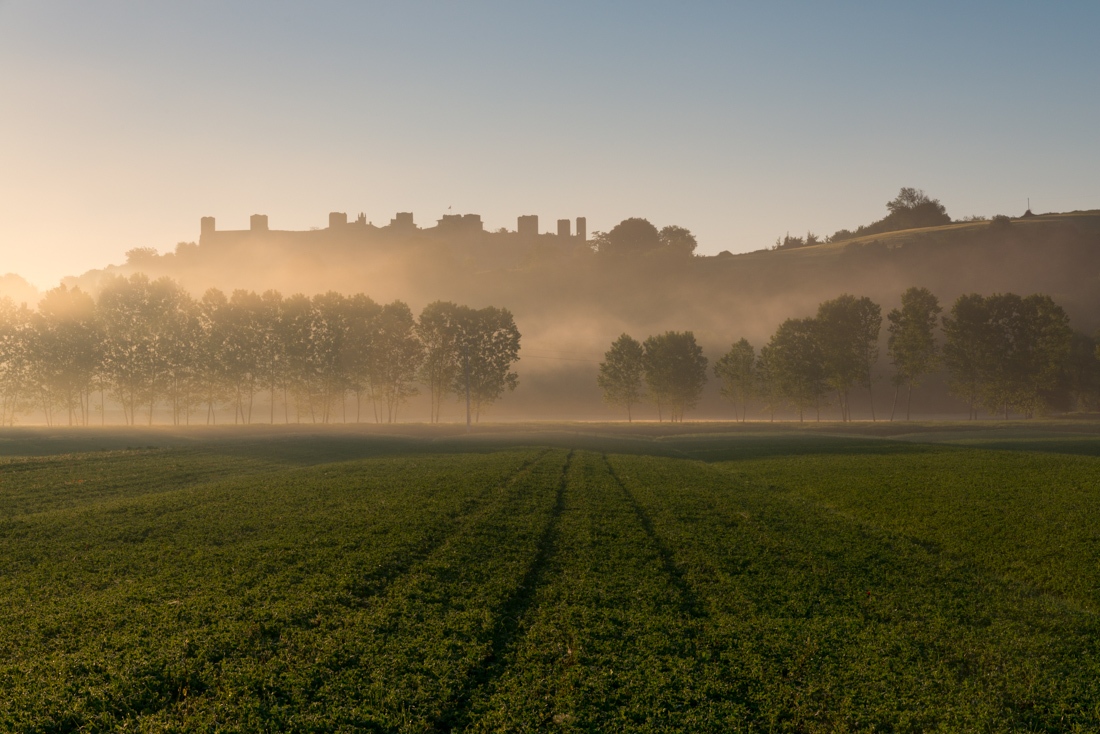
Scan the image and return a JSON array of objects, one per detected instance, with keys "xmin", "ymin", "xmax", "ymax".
[{"xmin": 2, "ymin": 0, "xmax": 1098, "ymax": 288}]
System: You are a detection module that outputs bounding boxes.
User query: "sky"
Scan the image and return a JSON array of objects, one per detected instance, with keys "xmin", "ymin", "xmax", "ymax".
[{"xmin": 1, "ymin": 0, "xmax": 1098, "ymax": 289}]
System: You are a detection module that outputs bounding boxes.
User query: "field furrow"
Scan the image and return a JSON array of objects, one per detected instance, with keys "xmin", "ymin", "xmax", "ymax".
[
  {"xmin": 610, "ymin": 453, "xmax": 1100, "ymax": 732},
  {"xmin": 0, "ymin": 448, "xmax": 560, "ymax": 731},
  {"xmin": 464, "ymin": 450, "xmax": 744, "ymax": 732}
]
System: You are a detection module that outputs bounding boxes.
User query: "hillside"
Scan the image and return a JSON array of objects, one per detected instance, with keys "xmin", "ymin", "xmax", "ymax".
[{"xmin": 12, "ymin": 208, "xmax": 1100, "ymax": 421}]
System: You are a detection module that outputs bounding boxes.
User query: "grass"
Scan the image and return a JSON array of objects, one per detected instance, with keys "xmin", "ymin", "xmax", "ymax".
[{"xmin": 1, "ymin": 421, "xmax": 1098, "ymax": 731}]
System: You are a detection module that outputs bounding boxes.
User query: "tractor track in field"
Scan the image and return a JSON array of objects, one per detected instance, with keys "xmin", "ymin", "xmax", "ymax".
[
  {"xmin": 342, "ymin": 447, "xmax": 555, "ymax": 606},
  {"xmin": 431, "ymin": 448, "xmax": 574, "ymax": 732},
  {"xmin": 603, "ymin": 453, "xmax": 708, "ymax": 620}
]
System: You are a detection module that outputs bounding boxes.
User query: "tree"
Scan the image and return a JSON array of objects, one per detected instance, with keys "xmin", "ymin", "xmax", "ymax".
[
  {"xmin": 597, "ymin": 333, "xmax": 646, "ymax": 421},
  {"xmin": 829, "ymin": 187, "xmax": 951, "ymax": 242},
  {"xmin": 0, "ymin": 298, "xmax": 34, "ymax": 425},
  {"xmin": 755, "ymin": 345, "xmax": 782, "ymax": 422},
  {"xmin": 374, "ymin": 300, "xmax": 423, "ymax": 423},
  {"xmin": 887, "ymin": 287, "xmax": 942, "ymax": 420},
  {"xmin": 222, "ymin": 289, "xmax": 266, "ymax": 424},
  {"xmin": 417, "ymin": 301, "xmax": 464, "ymax": 423},
  {"xmin": 659, "ymin": 226, "xmax": 697, "ymax": 257},
  {"xmin": 98, "ymin": 274, "xmax": 155, "ymax": 425},
  {"xmin": 714, "ymin": 338, "xmax": 755, "ymax": 421},
  {"xmin": 344, "ymin": 293, "xmax": 382, "ymax": 423},
  {"xmin": 943, "ymin": 292, "xmax": 1072, "ymax": 418},
  {"xmin": 452, "ymin": 306, "xmax": 521, "ymax": 422},
  {"xmin": 1062, "ymin": 331, "xmax": 1100, "ymax": 412},
  {"xmin": 816, "ymin": 295, "xmax": 881, "ymax": 421},
  {"xmin": 883, "ymin": 187, "xmax": 951, "ymax": 230},
  {"xmin": 28, "ymin": 285, "xmax": 100, "ymax": 426},
  {"xmin": 595, "ymin": 218, "xmax": 661, "ymax": 256},
  {"xmin": 310, "ymin": 292, "xmax": 352, "ymax": 423},
  {"xmin": 764, "ymin": 317, "xmax": 827, "ymax": 422},
  {"xmin": 642, "ymin": 331, "xmax": 708, "ymax": 422},
  {"xmin": 197, "ymin": 288, "xmax": 234, "ymax": 425},
  {"xmin": 941, "ymin": 293, "xmax": 991, "ymax": 420},
  {"xmin": 278, "ymin": 293, "xmax": 317, "ymax": 423},
  {"xmin": 256, "ymin": 290, "xmax": 286, "ymax": 424},
  {"xmin": 982, "ymin": 293, "xmax": 1071, "ymax": 418}
]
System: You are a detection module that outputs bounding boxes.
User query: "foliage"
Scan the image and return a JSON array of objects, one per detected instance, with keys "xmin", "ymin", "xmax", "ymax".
[
  {"xmin": 887, "ymin": 286, "xmax": 942, "ymax": 420},
  {"xmin": 830, "ymin": 187, "xmax": 951, "ymax": 242},
  {"xmin": 594, "ymin": 217, "xmax": 661, "ymax": 256},
  {"xmin": 0, "ymin": 279, "xmax": 519, "ymax": 425},
  {"xmin": 816, "ymin": 294, "xmax": 881, "ymax": 421},
  {"xmin": 3, "ymin": 427, "xmax": 1100, "ymax": 730},
  {"xmin": 713, "ymin": 337, "xmax": 755, "ymax": 421},
  {"xmin": 416, "ymin": 301, "xmax": 465, "ymax": 423},
  {"xmin": 597, "ymin": 333, "xmax": 646, "ymax": 421},
  {"xmin": 760, "ymin": 317, "xmax": 828, "ymax": 422},
  {"xmin": 642, "ymin": 331, "xmax": 708, "ymax": 421},
  {"xmin": 943, "ymin": 292, "xmax": 1072, "ymax": 418},
  {"xmin": 451, "ymin": 305, "xmax": 521, "ymax": 421},
  {"xmin": 658, "ymin": 225, "xmax": 697, "ymax": 256}
]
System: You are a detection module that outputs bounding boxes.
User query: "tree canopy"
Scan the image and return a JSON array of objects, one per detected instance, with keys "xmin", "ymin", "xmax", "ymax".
[
  {"xmin": 597, "ymin": 333, "xmax": 646, "ymax": 421},
  {"xmin": 0, "ymin": 278, "xmax": 520, "ymax": 426},
  {"xmin": 642, "ymin": 331, "xmax": 708, "ymax": 422},
  {"xmin": 887, "ymin": 286, "xmax": 942, "ymax": 420}
]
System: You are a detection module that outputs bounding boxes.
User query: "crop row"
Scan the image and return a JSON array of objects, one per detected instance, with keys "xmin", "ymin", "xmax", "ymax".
[
  {"xmin": 0, "ymin": 448, "xmax": 565, "ymax": 731},
  {"xmin": 611, "ymin": 453, "xmax": 1100, "ymax": 732}
]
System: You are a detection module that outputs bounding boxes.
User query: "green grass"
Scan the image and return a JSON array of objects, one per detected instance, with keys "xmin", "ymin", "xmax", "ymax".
[{"xmin": 1, "ymin": 422, "xmax": 1099, "ymax": 731}]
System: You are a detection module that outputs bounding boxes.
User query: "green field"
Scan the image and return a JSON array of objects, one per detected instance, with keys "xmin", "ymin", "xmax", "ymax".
[{"xmin": 2, "ymin": 422, "xmax": 1099, "ymax": 732}]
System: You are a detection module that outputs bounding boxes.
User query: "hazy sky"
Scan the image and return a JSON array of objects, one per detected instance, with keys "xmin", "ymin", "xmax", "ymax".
[{"xmin": 2, "ymin": 1, "xmax": 1098, "ymax": 288}]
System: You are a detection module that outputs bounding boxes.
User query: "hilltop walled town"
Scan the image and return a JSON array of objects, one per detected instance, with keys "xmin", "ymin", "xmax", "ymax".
[{"xmin": 197, "ymin": 211, "xmax": 589, "ymax": 267}]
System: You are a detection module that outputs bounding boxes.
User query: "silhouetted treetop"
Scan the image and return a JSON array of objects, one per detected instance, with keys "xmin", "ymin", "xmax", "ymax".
[
  {"xmin": 597, "ymin": 218, "xmax": 662, "ymax": 256},
  {"xmin": 659, "ymin": 226, "xmax": 697, "ymax": 257},
  {"xmin": 829, "ymin": 187, "xmax": 951, "ymax": 242}
]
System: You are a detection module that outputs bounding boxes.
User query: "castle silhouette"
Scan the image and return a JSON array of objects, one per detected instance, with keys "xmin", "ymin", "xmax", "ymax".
[{"xmin": 199, "ymin": 211, "xmax": 587, "ymax": 258}]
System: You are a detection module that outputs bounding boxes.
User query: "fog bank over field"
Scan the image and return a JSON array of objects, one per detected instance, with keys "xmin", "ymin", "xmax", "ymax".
[{"xmin": 24, "ymin": 205, "xmax": 1100, "ymax": 422}]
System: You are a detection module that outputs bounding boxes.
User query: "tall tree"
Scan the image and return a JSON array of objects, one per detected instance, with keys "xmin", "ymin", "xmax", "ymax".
[
  {"xmin": 642, "ymin": 331, "xmax": 708, "ymax": 422},
  {"xmin": 0, "ymin": 298, "xmax": 34, "ymax": 426},
  {"xmin": 256, "ymin": 290, "xmax": 285, "ymax": 424},
  {"xmin": 374, "ymin": 300, "xmax": 422, "ymax": 423},
  {"xmin": 983, "ymin": 293, "xmax": 1072, "ymax": 418},
  {"xmin": 98, "ymin": 274, "xmax": 155, "ymax": 425},
  {"xmin": 452, "ymin": 306, "xmax": 521, "ymax": 422},
  {"xmin": 278, "ymin": 293, "xmax": 317, "ymax": 423},
  {"xmin": 344, "ymin": 293, "xmax": 382, "ymax": 423},
  {"xmin": 28, "ymin": 285, "xmax": 100, "ymax": 426},
  {"xmin": 816, "ymin": 295, "xmax": 882, "ymax": 421},
  {"xmin": 311, "ymin": 292, "xmax": 351, "ymax": 423},
  {"xmin": 714, "ymin": 338, "xmax": 755, "ymax": 422},
  {"xmin": 416, "ymin": 301, "xmax": 464, "ymax": 423},
  {"xmin": 764, "ymin": 317, "xmax": 827, "ymax": 423},
  {"xmin": 197, "ymin": 288, "xmax": 233, "ymax": 425},
  {"xmin": 941, "ymin": 293, "xmax": 991, "ymax": 420},
  {"xmin": 597, "ymin": 333, "xmax": 646, "ymax": 421},
  {"xmin": 1065, "ymin": 332, "xmax": 1100, "ymax": 412},
  {"xmin": 887, "ymin": 287, "xmax": 942, "ymax": 420}
]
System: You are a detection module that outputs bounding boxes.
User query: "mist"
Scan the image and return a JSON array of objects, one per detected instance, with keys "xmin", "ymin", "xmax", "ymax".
[{"xmin": 20, "ymin": 204, "xmax": 1098, "ymax": 424}]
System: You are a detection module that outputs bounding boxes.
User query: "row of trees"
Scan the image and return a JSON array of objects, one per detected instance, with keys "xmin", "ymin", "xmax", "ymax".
[
  {"xmin": 716, "ymin": 289, "xmax": 1081, "ymax": 422},
  {"xmin": 597, "ymin": 331, "xmax": 708, "ymax": 422},
  {"xmin": 0, "ymin": 274, "xmax": 520, "ymax": 426},
  {"xmin": 600, "ymin": 288, "xmax": 1088, "ymax": 422}
]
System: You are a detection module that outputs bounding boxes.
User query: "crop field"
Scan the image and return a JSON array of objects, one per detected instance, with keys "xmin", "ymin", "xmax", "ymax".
[{"xmin": 1, "ymin": 422, "xmax": 1099, "ymax": 732}]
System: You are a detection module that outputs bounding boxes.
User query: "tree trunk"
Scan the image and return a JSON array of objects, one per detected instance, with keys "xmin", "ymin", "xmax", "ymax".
[
  {"xmin": 890, "ymin": 384, "xmax": 899, "ymax": 421},
  {"xmin": 906, "ymin": 384, "xmax": 913, "ymax": 421}
]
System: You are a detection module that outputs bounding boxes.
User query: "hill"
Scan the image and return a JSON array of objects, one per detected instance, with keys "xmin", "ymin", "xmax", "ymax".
[{"xmin": 25, "ymin": 207, "xmax": 1100, "ymax": 421}]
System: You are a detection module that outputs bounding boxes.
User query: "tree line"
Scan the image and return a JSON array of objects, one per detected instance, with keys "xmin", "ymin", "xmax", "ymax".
[
  {"xmin": 0, "ymin": 274, "xmax": 520, "ymax": 426},
  {"xmin": 599, "ymin": 288, "xmax": 1097, "ymax": 422}
]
